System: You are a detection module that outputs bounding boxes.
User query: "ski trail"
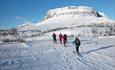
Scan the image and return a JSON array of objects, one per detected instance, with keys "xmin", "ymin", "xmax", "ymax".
[
  {"xmin": 0, "ymin": 38, "xmax": 115, "ymax": 70},
  {"xmin": 86, "ymin": 52, "xmax": 115, "ymax": 70},
  {"xmin": 52, "ymin": 43, "xmax": 93, "ymax": 70},
  {"xmin": 53, "ymin": 41, "xmax": 115, "ymax": 70},
  {"xmin": 28, "ymin": 39, "xmax": 114, "ymax": 70}
]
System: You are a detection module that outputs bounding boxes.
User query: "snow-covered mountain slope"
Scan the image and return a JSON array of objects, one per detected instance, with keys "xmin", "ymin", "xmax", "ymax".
[
  {"xmin": 44, "ymin": 6, "xmax": 102, "ymax": 20},
  {"xmin": 35, "ymin": 6, "xmax": 114, "ymax": 36},
  {"xmin": 0, "ymin": 36, "xmax": 115, "ymax": 70},
  {"xmin": 37, "ymin": 15, "xmax": 114, "ymax": 31},
  {"xmin": 17, "ymin": 6, "xmax": 115, "ymax": 36},
  {"xmin": 37, "ymin": 6, "xmax": 114, "ymax": 27},
  {"xmin": 17, "ymin": 23, "xmax": 38, "ymax": 31},
  {"xmin": 17, "ymin": 23, "xmax": 41, "ymax": 37}
]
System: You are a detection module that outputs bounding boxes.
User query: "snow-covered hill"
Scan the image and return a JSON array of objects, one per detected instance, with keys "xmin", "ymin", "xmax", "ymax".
[
  {"xmin": 17, "ymin": 23, "xmax": 41, "ymax": 37},
  {"xmin": 17, "ymin": 6, "xmax": 115, "ymax": 37},
  {"xmin": 17, "ymin": 23, "xmax": 37, "ymax": 31},
  {"xmin": 44, "ymin": 6, "xmax": 102, "ymax": 20},
  {"xmin": 36, "ymin": 6, "xmax": 115, "ymax": 36}
]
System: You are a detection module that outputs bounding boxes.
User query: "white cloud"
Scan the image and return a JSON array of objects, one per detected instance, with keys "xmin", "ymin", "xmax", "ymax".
[
  {"xmin": 15, "ymin": 16, "xmax": 38, "ymax": 24},
  {"xmin": 15, "ymin": 16, "xmax": 27, "ymax": 22}
]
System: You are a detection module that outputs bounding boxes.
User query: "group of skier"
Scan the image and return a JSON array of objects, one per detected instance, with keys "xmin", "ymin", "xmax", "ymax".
[
  {"xmin": 52, "ymin": 33, "xmax": 67, "ymax": 46},
  {"xmin": 52, "ymin": 33, "xmax": 81, "ymax": 55}
]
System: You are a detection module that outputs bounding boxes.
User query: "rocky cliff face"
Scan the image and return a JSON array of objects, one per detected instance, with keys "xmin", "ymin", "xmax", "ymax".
[{"xmin": 44, "ymin": 6, "xmax": 103, "ymax": 20}]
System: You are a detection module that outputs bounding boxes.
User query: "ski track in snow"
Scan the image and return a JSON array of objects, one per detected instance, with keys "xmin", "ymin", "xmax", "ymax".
[{"xmin": 0, "ymin": 37, "xmax": 115, "ymax": 70}]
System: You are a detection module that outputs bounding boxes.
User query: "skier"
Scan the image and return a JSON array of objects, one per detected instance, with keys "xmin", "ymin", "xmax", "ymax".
[
  {"xmin": 73, "ymin": 37, "xmax": 81, "ymax": 55},
  {"xmin": 59, "ymin": 33, "xmax": 63, "ymax": 44},
  {"xmin": 63, "ymin": 34, "xmax": 67, "ymax": 47},
  {"xmin": 52, "ymin": 33, "xmax": 57, "ymax": 43}
]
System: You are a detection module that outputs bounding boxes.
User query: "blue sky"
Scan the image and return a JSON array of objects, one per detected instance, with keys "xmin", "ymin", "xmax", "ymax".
[{"xmin": 0, "ymin": 0, "xmax": 115, "ymax": 29}]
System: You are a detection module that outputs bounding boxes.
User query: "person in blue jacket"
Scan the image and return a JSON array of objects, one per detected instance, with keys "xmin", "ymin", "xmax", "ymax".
[{"xmin": 73, "ymin": 37, "xmax": 81, "ymax": 54}]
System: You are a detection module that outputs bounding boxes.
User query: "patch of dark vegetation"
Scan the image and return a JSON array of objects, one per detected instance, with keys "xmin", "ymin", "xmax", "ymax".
[{"xmin": 2, "ymin": 38, "xmax": 25, "ymax": 43}]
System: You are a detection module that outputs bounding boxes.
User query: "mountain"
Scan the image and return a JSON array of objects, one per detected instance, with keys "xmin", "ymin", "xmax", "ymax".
[
  {"xmin": 17, "ymin": 23, "xmax": 38, "ymax": 31},
  {"xmin": 44, "ymin": 6, "xmax": 102, "ymax": 20},
  {"xmin": 36, "ymin": 6, "xmax": 115, "ymax": 36},
  {"xmin": 17, "ymin": 23, "xmax": 41, "ymax": 37},
  {"xmin": 18, "ymin": 6, "xmax": 115, "ymax": 37}
]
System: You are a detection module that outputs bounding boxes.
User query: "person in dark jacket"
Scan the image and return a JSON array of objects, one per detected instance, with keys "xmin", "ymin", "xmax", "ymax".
[
  {"xmin": 59, "ymin": 33, "xmax": 63, "ymax": 44},
  {"xmin": 52, "ymin": 33, "xmax": 57, "ymax": 43},
  {"xmin": 73, "ymin": 37, "xmax": 81, "ymax": 54},
  {"xmin": 63, "ymin": 34, "xmax": 67, "ymax": 47}
]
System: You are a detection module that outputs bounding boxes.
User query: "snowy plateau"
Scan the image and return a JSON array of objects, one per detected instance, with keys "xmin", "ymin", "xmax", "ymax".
[
  {"xmin": 17, "ymin": 6, "xmax": 115, "ymax": 37},
  {"xmin": 0, "ymin": 6, "xmax": 115, "ymax": 70}
]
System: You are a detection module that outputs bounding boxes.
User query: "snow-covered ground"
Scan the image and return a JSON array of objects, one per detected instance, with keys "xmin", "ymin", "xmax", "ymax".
[{"xmin": 0, "ymin": 36, "xmax": 115, "ymax": 70}]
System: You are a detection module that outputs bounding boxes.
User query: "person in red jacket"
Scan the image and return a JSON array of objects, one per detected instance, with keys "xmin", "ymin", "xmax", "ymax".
[{"xmin": 59, "ymin": 33, "xmax": 63, "ymax": 44}]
